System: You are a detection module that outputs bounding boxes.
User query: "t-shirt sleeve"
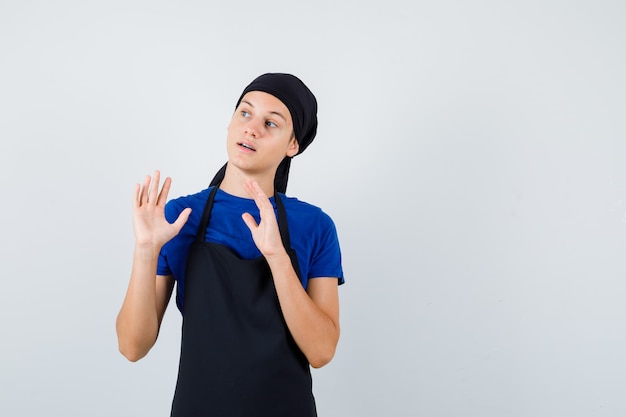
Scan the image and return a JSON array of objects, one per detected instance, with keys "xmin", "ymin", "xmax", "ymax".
[
  {"xmin": 157, "ymin": 249, "xmax": 172, "ymax": 277},
  {"xmin": 308, "ymin": 213, "xmax": 345, "ymax": 285}
]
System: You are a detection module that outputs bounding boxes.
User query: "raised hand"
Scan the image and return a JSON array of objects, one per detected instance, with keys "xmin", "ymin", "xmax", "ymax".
[
  {"xmin": 132, "ymin": 170, "xmax": 191, "ymax": 250},
  {"xmin": 241, "ymin": 181, "xmax": 286, "ymax": 259}
]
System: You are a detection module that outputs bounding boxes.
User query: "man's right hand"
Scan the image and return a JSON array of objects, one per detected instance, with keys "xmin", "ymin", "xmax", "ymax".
[{"xmin": 132, "ymin": 170, "xmax": 191, "ymax": 250}]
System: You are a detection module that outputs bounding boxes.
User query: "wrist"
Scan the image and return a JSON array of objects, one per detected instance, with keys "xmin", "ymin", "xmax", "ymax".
[
  {"xmin": 264, "ymin": 248, "xmax": 291, "ymax": 267},
  {"xmin": 133, "ymin": 242, "xmax": 161, "ymax": 261}
]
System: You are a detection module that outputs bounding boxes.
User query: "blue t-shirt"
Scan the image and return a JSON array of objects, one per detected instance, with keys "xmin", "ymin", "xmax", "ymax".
[{"xmin": 157, "ymin": 187, "xmax": 344, "ymax": 312}]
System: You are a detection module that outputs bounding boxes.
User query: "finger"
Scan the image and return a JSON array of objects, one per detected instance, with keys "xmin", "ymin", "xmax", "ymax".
[
  {"xmin": 133, "ymin": 184, "xmax": 141, "ymax": 208},
  {"xmin": 172, "ymin": 207, "xmax": 192, "ymax": 232},
  {"xmin": 250, "ymin": 180, "xmax": 268, "ymax": 200},
  {"xmin": 132, "ymin": 183, "xmax": 141, "ymax": 209},
  {"xmin": 140, "ymin": 175, "xmax": 151, "ymax": 205},
  {"xmin": 148, "ymin": 170, "xmax": 161, "ymax": 205},
  {"xmin": 245, "ymin": 181, "xmax": 272, "ymax": 212},
  {"xmin": 157, "ymin": 176, "xmax": 172, "ymax": 207},
  {"xmin": 242, "ymin": 180, "xmax": 256, "ymax": 199},
  {"xmin": 241, "ymin": 212, "xmax": 258, "ymax": 232}
]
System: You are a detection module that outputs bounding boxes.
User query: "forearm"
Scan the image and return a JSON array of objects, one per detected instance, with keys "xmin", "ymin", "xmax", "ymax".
[
  {"xmin": 266, "ymin": 252, "xmax": 340, "ymax": 368},
  {"xmin": 116, "ymin": 245, "xmax": 163, "ymax": 361}
]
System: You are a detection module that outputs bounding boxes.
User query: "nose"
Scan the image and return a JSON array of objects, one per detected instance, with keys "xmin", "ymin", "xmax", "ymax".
[{"xmin": 244, "ymin": 118, "xmax": 262, "ymax": 138}]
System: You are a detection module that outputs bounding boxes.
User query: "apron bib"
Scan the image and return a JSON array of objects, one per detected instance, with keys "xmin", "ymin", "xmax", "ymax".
[{"xmin": 170, "ymin": 186, "xmax": 317, "ymax": 417}]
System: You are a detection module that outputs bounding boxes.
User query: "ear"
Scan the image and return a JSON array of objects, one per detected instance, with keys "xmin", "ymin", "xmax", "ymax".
[{"xmin": 286, "ymin": 137, "xmax": 299, "ymax": 157}]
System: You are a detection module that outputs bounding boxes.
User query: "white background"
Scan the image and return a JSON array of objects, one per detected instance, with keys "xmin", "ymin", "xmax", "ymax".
[{"xmin": 1, "ymin": 1, "xmax": 625, "ymax": 416}]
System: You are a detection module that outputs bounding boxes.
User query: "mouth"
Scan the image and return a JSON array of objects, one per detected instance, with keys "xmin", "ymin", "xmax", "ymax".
[{"xmin": 237, "ymin": 142, "xmax": 256, "ymax": 151}]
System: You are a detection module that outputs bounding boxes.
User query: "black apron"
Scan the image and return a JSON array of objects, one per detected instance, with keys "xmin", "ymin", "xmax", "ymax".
[{"xmin": 170, "ymin": 186, "xmax": 317, "ymax": 417}]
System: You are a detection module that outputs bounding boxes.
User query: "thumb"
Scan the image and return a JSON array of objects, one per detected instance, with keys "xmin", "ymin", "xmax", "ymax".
[
  {"xmin": 241, "ymin": 212, "xmax": 258, "ymax": 232},
  {"xmin": 172, "ymin": 207, "xmax": 192, "ymax": 231}
]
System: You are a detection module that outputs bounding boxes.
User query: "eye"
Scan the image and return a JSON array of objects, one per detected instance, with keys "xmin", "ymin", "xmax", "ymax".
[
  {"xmin": 266, "ymin": 120, "xmax": 277, "ymax": 128},
  {"xmin": 241, "ymin": 110, "xmax": 250, "ymax": 117}
]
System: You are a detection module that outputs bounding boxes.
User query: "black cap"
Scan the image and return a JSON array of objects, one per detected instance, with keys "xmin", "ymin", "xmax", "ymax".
[
  {"xmin": 211, "ymin": 73, "xmax": 318, "ymax": 193},
  {"xmin": 236, "ymin": 73, "xmax": 318, "ymax": 154}
]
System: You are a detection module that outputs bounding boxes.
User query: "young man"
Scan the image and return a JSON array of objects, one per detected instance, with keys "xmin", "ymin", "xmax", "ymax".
[{"xmin": 116, "ymin": 73, "xmax": 344, "ymax": 416}]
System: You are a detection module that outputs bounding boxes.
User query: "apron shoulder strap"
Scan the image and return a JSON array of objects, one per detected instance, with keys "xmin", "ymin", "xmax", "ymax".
[
  {"xmin": 195, "ymin": 186, "xmax": 219, "ymax": 242},
  {"xmin": 274, "ymin": 192, "xmax": 292, "ymax": 250},
  {"xmin": 275, "ymin": 193, "xmax": 303, "ymax": 281}
]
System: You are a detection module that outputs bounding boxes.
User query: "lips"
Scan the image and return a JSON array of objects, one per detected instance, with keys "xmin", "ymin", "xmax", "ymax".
[{"xmin": 237, "ymin": 142, "xmax": 256, "ymax": 151}]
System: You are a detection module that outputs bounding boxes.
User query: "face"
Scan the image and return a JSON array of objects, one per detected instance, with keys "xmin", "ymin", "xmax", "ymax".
[{"xmin": 226, "ymin": 91, "xmax": 299, "ymax": 178}]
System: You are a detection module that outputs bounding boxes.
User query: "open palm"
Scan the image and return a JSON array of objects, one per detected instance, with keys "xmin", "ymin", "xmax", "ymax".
[{"xmin": 132, "ymin": 171, "xmax": 190, "ymax": 249}]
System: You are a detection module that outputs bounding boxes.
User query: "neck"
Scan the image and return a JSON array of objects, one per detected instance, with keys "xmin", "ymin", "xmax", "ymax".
[{"xmin": 218, "ymin": 164, "xmax": 276, "ymax": 198}]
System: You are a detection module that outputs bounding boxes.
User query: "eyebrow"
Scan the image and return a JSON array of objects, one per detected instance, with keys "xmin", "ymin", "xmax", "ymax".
[{"xmin": 240, "ymin": 100, "xmax": 288, "ymax": 122}]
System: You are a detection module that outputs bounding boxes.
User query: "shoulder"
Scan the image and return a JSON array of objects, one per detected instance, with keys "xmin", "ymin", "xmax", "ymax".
[
  {"xmin": 279, "ymin": 194, "xmax": 337, "ymax": 230},
  {"xmin": 280, "ymin": 194, "xmax": 328, "ymax": 216},
  {"xmin": 164, "ymin": 187, "xmax": 212, "ymax": 220},
  {"xmin": 168, "ymin": 187, "xmax": 212, "ymax": 207}
]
